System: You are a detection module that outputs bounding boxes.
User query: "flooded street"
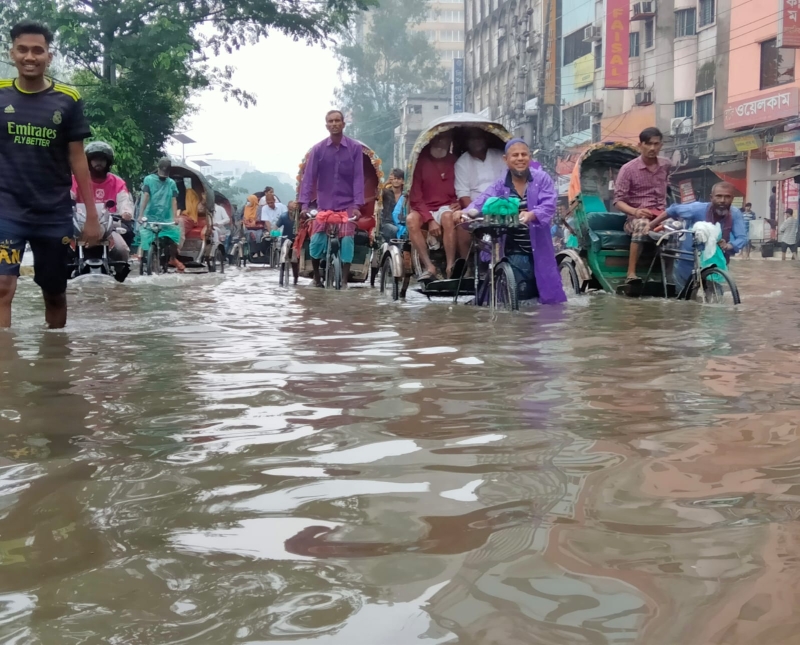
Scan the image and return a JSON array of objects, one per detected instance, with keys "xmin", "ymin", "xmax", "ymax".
[{"xmin": 2, "ymin": 261, "xmax": 800, "ymax": 645}]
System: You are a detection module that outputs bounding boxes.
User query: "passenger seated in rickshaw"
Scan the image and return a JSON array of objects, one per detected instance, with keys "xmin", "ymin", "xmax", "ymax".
[
  {"xmin": 242, "ymin": 194, "xmax": 268, "ymax": 254},
  {"xmin": 456, "ymin": 139, "xmax": 567, "ymax": 305},
  {"xmin": 179, "ymin": 188, "xmax": 208, "ymax": 243},
  {"xmin": 407, "ymin": 131, "xmax": 461, "ymax": 281}
]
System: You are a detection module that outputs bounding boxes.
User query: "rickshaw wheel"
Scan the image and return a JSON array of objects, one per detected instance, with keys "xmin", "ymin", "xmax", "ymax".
[
  {"xmin": 558, "ymin": 259, "xmax": 581, "ymax": 295},
  {"xmin": 233, "ymin": 248, "xmax": 242, "ymax": 268},
  {"xmin": 687, "ymin": 267, "xmax": 741, "ymax": 305},
  {"xmin": 380, "ymin": 256, "xmax": 400, "ymax": 301},
  {"xmin": 215, "ymin": 247, "xmax": 225, "ymax": 274},
  {"xmin": 493, "ymin": 262, "xmax": 519, "ymax": 311},
  {"xmin": 279, "ymin": 255, "xmax": 292, "ymax": 287}
]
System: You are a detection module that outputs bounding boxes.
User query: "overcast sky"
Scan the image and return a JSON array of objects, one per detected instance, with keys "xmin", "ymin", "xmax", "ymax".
[{"xmin": 164, "ymin": 35, "xmax": 340, "ymax": 177}]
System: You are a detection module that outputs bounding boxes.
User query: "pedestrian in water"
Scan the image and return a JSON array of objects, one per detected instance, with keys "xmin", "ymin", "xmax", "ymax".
[
  {"xmin": 779, "ymin": 208, "xmax": 798, "ymax": 261},
  {"xmin": 741, "ymin": 202, "xmax": 756, "ymax": 259}
]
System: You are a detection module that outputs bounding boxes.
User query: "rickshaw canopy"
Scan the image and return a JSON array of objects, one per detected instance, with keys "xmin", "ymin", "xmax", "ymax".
[
  {"xmin": 170, "ymin": 162, "xmax": 216, "ymax": 214},
  {"xmin": 567, "ymin": 142, "xmax": 640, "ymax": 203},
  {"xmin": 404, "ymin": 113, "xmax": 512, "ymax": 204}
]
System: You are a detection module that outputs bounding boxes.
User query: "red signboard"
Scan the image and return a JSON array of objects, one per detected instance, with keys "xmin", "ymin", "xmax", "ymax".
[
  {"xmin": 778, "ymin": 0, "xmax": 800, "ymax": 48},
  {"xmin": 604, "ymin": 0, "xmax": 630, "ymax": 89},
  {"xmin": 679, "ymin": 180, "xmax": 696, "ymax": 204},
  {"xmin": 724, "ymin": 87, "xmax": 800, "ymax": 130},
  {"xmin": 767, "ymin": 142, "xmax": 800, "ymax": 160}
]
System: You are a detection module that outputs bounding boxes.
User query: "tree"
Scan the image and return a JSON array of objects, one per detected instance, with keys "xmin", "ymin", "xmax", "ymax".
[
  {"xmin": 234, "ymin": 171, "xmax": 296, "ymax": 205},
  {"xmin": 334, "ymin": 0, "xmax": 447, "ymax": 168},
  {"xmin": 1, "ymin": 0, "xmax": 378, "ymax": 185}
]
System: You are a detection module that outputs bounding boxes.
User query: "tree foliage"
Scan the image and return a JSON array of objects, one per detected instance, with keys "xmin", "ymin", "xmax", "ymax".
[
  {"xmin": 334, "ymin": 0, "xmax": 448, "ymax": 168},
  {"xmin": 1, "ymin": 0, "xmax": 378, "ymax": 185}
]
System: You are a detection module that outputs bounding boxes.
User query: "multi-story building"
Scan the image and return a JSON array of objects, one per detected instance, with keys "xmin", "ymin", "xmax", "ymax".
[
  {"xmin": 464, "ymin": 0, "xmax": 545, "ymax": 140},
  {"xmin": 357, "ymin": 0, "xmax": 465, "ymax": 69},
  {"xmin": 724, "ymin": 0, "xmax": 800, "ymax": 219},
  {"xmin": 556, "ymin": 0, "xmax": 734, "ymax": 193},
  {"xmin": 394, "ymin": 91, "xmax": 453, "ymax": 168},
  {"xmin": 419, "ymin": 0, "xmax": 467, "ymax": 67}
]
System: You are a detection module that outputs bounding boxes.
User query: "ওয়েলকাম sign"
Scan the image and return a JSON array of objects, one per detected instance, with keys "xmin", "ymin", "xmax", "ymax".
[
  {"xmin": 724, "ymin": 87, "xmax": 800, "ymax": 130},
  {"xmin": 604, "ymin": 0, "xmax": 630, "ymax": 89}
]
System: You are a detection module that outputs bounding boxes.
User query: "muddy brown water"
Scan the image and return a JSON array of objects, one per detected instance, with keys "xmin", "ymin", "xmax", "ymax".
[{"xmin": 1, "ymin": 262, "xmax": 798, "ymax": 644}]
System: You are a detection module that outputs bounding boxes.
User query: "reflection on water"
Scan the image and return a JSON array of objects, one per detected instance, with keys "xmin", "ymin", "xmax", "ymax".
[{"xmin": 1, "ymin": 263, "xmax": 800, "ymax": 644}]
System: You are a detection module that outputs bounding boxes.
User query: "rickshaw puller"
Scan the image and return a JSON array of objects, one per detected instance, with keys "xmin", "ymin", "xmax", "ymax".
[
  {"xmin": 299, "ymin": 110, "xmax": 365, "ymax": 288},
  {"xmin": 457, "ymin": 139, "xmax": 567, "ymax": 305}
]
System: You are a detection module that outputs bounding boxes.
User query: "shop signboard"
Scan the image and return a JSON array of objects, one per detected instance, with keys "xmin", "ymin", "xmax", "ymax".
[
  {"xmin": 733, "ymin": 135, "xmax": 761, "ymax": 152},
  {"xmin": 679, "ymin": 180, "xmax": 696, "ymax": 204},
  {"xmin": 778, "ymin": 0, "xmax": 800, "ymax": 48},
  {"xmin": 724, "ymin": 87, "xmax": 800, "ymax": 130},
  {"xmin": 574, "ymin": 54, "xmax": 595, "ymax": 88},
  {"xmin": 604, "ymin": 0, "xmax": 630, "ymax": 89},
  {"xmin": 767, "ymin": 142, "xmax": 800, "ymax": 160}
]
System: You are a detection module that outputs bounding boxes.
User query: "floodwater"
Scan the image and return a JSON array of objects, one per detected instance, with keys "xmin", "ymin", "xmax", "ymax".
[{"xmin": 1, "ymin": 261, "xmax": 799, "ymax": 645}]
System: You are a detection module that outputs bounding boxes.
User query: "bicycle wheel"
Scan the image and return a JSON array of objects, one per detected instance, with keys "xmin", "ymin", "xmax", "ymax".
[
  {"xmin": 331, "ymin": 253, "xmax": 343, "ymax": 290},
  {"xmin": 139, "ymin": 251, "xmax": 146, "ymax": 276},
  {"xmin": 380, "ymin": 255, "xmax": 400, "ymax": 301},
  {"xmin": 558, "ymin": 259, "xmax": 581, "ymax": 295},
  {"xmin": 146, "ymin": 244, "xmax": 159, "ymax": 275},
  {"xmin": 492, "ymin": 261, "xmax": 519, "ymax": 311},
  {"xmin": 688, "ymin": 267, "xmax": 741, "ymax": 305}
]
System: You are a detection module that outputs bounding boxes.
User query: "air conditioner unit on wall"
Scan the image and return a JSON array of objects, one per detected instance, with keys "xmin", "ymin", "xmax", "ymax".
[
  {"xmin": 635, "ymin": 91, "xmax": 653, "ymax": 106},
  {"xmin": 695, "ymin": 141, "xmax": 715, "ymax": 156},
  {"xmin": 583, "ymin": 26, "xmax": 602, "ymax": 43},
  {"xmin": 670, "ymin": 117, "xmax": 693, "ymax": 135},
  {"xmin": 583, "ymin": 100, "xmax": 604, "ymax": 116},
  {"xmin": 632, "ymin": 2, "xmax": 656, "ymax": 21}
]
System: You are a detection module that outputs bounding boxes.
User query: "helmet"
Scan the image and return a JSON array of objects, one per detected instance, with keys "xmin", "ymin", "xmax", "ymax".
[{"xmin": 85, "ymin": 141, "xmax": 115, "ymax": 166}]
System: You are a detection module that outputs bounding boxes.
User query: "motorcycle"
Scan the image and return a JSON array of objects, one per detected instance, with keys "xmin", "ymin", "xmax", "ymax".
[{"xmin": 70, "ymin": 200, "xmax": 132, "ymax": 283}]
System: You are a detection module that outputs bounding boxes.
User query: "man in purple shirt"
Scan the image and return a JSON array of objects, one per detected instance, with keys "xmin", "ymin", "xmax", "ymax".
[{"xmin": 299, "ymin": 110, "xmax": 365, "ymax": 287}]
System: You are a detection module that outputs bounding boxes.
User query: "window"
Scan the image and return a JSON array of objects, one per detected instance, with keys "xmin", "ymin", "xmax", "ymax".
[
  {"xmin": 674, "ymin": 100, "xmax": 693, "ymax": 118},
  {"xmin": 408, "ymin": 105, "xmax": 422, "ymax": 114},
  {"xmin": 594, "ymin": 43, "xmax": 603, "ymax": 69},
  {"xmin": 630, "ymin": 32, "xmax": 640, "ymax": 57},
  {"xmin": 761, "ymin": 38, "xmax": 796, "ymax": 90},
  {"xmin": 562, "ymin": 102, "xmax": 589, "ymax": 136},
  {"xmin": 432, "ymin": 10, "xmax": 463, "ymax": 22},
  {"xmin": 696, "ymin": 92, "xmax": 714, "ymax": 124},
  {"xmin": 564, "ymin": 26, "xmax": 593, "ymax": 65},
  {"xmin": 675, "ymin": 9, "xmax": 696, "ymax": 38},
  {"xmin": 592, "ymin": 122, "xmax": 602, "ymax": 143},
  {"xmin": 441, "ymin": 49, "xmax": 464, "ymax": 60},
  {"xmin": 699, "ymin": 0, "xmax": 715, "ymax": 27},
  {"xmin": 644, "ymin": 19, "xmax": 655, "ymax": 49},
  {"xmin": 439, "ymin": 30, "xmax": 464, "ymax": 42}
]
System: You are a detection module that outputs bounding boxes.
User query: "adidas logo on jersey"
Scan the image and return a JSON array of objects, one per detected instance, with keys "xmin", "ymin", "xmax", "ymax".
[{"xmin": 3, "ymin": 105, "xmax": 14, "ymax": 114}]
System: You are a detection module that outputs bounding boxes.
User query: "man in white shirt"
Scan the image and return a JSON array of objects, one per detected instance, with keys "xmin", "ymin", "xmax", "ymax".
[
  {"xmin": 455, "ymin": 129, "xmax": 508, "ymax": 208},
  {"xmin": 259, "ymin": 187, "xmax": 288, "ymax": 232}
]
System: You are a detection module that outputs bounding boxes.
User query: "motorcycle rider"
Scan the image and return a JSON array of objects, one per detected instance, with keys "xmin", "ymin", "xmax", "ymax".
[{"xmin": 70, "ymin": 141, "xmax": 133, "ymax": 269}]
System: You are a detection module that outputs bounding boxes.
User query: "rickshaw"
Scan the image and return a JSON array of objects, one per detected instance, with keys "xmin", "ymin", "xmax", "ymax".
[
  {"xmin": 138, "ymin": 162, "xmax": 226, "ymax": 274},
  {"xmin": 557, "ymin": 142, "xmax": 741, "ymax": 304},
  {"xmin": 379, "ymin": 113, "xmax": 571, "ymax": 310},
  {"xmin": 289, "ymin": 142, "xmax": 382, "ymax": 289}
]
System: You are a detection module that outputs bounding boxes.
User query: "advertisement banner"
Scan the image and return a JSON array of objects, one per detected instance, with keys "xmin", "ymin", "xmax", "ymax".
[
  {"xmin": 604, "ymin": 0, "xmax": 630, "ymax": 89},
  {"xmin": 452, "ymin": 58, "xmax": 464, "ymax": 113},
  {"xmin": 778, "ymin": 0, "xmax": 800, "ymax": 48},
  {"xmin": 544, "ymin": 0, "xmax": 558, "ymax": 104},
  {"xmin": 574, "ymin": 54, "xmax": 595, "ymax": 88},
  {"xmin": 679, "ymin": 180, "xmax": 696, "ymax": 204}
]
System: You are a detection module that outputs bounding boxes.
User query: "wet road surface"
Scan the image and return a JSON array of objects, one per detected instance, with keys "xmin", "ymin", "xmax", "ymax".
[{"xmin": 1, "ymin": 261, "xmax": 799, "ymax": 644}]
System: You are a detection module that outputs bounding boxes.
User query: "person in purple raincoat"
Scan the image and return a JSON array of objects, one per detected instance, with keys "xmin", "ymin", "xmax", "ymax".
[{"xmin": 455, "ymin": 139, "xmax": 567, "ymax": 305}]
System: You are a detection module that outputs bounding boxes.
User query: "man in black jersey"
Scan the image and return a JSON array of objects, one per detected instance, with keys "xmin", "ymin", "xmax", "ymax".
[{"xmin": 0, "ymin": 21, "xmax": 100, "ymax": 328}]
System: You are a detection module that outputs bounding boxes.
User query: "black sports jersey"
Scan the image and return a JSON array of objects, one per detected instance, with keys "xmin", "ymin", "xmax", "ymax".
[{"xmin": 0, "ymin": 79, "xmax": 91, "ymax": 225}]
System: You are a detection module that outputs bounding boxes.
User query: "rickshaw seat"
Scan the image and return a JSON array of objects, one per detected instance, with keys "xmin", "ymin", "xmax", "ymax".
[
  {"xmin": 354, "ymin": 230, "xmax": 370, "ymax": 247},
  {"xmin": 587, "ymin": 211, "xmax": 630, "ymax": 252}
]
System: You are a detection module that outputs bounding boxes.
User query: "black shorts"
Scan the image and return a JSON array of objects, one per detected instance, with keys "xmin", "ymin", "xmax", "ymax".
[
  {"xmin": 0, "ymin": 218, "xmax": 73, "ymax": 295},
  {"xmin": 781, "ymin": 242, "xmax": 797, "ymax": 253}
]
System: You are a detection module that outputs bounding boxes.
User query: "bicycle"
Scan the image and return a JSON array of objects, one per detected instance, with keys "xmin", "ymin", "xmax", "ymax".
[
  {"xmin": 138, "ymin": 220, "xmax": 171, "ymax": 276},
  {"xmin": 644, "ymin": 227, "xmax": 741, "ymax": 305}
]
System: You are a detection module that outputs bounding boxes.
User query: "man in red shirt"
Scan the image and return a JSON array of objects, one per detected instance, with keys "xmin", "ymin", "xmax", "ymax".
[
  {"xmin": 407, "ymin": 132, "xmax": 461, "ymax": 281},
  {"xmin": 613, "ymin": 127, "xmax": 672, "ymax": 284}
]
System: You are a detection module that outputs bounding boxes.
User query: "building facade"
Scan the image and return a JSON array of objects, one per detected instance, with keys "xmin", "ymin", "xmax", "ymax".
[
  {"xmin": 419, "ymin": 0, "xmax": 467, "ymax": 67},
  {"xmin": 725, "ymin": 0, "xmax": 800, "ymax": 220},
  {"xmin": 464, "ymin": 0, "xmax": 545, "ymax": 141},
  {"xmin": 394, "ymin": 91, "xmax": 453, "ymax": 168}
]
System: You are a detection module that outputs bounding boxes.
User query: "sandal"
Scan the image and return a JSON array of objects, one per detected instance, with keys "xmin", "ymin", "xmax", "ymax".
[
  {"xmin": 169, "ymin": 259, "xmax": 186, "ymax": 273},
  {"xmin": 418, "ymin": 270, "xmax": 436, "ymax": 282},
  {"xmin": 625, "ymin": 276, "xmax": 642, "ymax": 285}
]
